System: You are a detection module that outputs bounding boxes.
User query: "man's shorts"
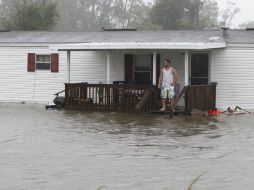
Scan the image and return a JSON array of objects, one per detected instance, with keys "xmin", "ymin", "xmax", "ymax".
[{"xmin": 161, "ymin": 86, "xmax": 175, "ymax": 99}]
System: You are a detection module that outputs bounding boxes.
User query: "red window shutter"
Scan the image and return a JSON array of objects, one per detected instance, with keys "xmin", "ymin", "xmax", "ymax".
[
  {"xmin": 27, "ymin": 53, "xmax": 36, "ymax": 72},
  {"xmin": 124, "ymin": 54, "xmax": 134, "ymax": 83},
  {"xmin": 51, "ymin": 53, "xmax": 59, "ymax": 72}
]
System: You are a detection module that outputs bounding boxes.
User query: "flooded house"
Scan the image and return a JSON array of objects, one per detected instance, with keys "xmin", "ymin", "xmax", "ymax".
[{"xmin": 0, "ymin": 28, "xmax": 253, "ymax": 112}]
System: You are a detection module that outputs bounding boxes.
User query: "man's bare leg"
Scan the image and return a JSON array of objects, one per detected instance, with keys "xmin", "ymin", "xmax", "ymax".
[
  {"xmin": 169, "ymin": 98, "xmax": 175, "ymax": 112},
  {"xmin": 161, "ymin": 98, "xmax": 166, "ymax": 111}
]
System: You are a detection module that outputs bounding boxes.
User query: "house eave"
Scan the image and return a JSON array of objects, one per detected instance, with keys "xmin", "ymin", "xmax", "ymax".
[{"xmin": 50, "ymin": 42, "xmax": 227, "ymax": 51}]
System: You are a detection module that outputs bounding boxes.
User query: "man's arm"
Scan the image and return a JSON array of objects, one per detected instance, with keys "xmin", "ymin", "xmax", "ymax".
[
  {"xmin": 172, "ymin": 68, "xmax": 180, "ymax": 85},
  {"xmin": 158, "ymin": 69, "xmax": 163, "ymax": 88}
]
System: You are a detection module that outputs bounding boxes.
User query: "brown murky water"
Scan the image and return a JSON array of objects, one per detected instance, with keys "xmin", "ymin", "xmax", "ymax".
[{"xmin": 0, "ymin": 103, "xmax": 254, "ymax": 190}]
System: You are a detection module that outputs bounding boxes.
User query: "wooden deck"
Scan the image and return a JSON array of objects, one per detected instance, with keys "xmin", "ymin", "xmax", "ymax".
[{"xmin": 64, "ymin": 82, "xmax": 217, "ymax": 114}]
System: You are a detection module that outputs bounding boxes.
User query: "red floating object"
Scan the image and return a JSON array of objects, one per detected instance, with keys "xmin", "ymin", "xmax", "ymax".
[{"xmin": 208, "ymin": 109, "xmax": 222, "ymax": 116}]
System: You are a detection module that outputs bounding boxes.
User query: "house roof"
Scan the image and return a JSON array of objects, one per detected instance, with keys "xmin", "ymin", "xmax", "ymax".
[
  {"xmin": 1, "ymin": 29, "xmax": 254, "ymax": 43},
  {"xmin": 226, "ymin": 29, "xmax": 254, "ymax": 44},
  {"xmin": 0, "ymin": 29, "xmax": 252, "ymax": 50},
  {"xmin": 0, "ymin": 30, "xmax": 225, "ymax": 44}
]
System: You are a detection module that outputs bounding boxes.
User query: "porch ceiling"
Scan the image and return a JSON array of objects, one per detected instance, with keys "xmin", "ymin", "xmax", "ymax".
[{"xmin": 50, "ymin": 42, "xmax": 226, "ymax": 51}]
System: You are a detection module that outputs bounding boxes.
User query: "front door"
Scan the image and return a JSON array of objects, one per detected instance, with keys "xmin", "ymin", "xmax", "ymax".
[{"xmin": 190, "ymin": 53, "xmax": 209, "ymax": 85}]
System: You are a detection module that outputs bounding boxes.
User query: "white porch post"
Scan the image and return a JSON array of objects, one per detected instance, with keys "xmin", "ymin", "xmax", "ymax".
[
  {"xmin": 152, "ymin": 51, "xmax": 157, "ymax": 85},
  {"xmin": 184, "ymin": 51, "xmax": 189, "ymax": 86},
  {"xmin": 106, "ymin": 51, "xmax": 111, "ymax": 84},
  {"xmin": 67, "ymin": 50, "xmax": 71, "ymax": 83}
]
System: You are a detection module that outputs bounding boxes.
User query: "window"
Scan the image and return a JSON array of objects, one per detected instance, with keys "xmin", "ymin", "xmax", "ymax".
[
  {"xmin": 133, "ymin": 55, "xmax": 152, "ymax": 85},
  {"xmin": 27, "ymin": 53, "xmax": 59, "ymax": 72},
  {"xmin": 36, "ymin": 55, "xmax": 51, "ymax": 70},
  {"xmin": 190, "ymin": 53, "xmax": 209, "ymax": 85}
]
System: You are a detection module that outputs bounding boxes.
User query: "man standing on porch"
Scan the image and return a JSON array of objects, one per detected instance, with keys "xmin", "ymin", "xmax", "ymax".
[{"xmin": 158, "ymin": 59, "xmax": 180, "ymax": 111}]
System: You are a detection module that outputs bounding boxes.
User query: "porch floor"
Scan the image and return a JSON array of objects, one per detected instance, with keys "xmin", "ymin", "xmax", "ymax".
[{"xmin": 150, "ymin": 106, "xmax": 185, "ymax": 115}]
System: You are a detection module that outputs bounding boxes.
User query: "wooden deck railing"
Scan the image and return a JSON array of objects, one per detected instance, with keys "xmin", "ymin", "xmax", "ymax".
[
  {"xmin": 185, "ymin": 83, "xmax": 217, "ymax": 114},
  {"xmin": 64, "ymin": 83, "xmax": 157, "ymax": 112},
  {"xmin": 64, "ymin": 82, "xmax": 217, "ymax": 114}
]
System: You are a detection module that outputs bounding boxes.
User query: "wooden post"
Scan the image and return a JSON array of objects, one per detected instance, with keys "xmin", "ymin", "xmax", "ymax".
[
  {"xmin": 185, "ymin": 86, "xmax": 192, "ymax": 114},
  {"xmin": 65, "ymin": 83, "xmax": 68, "ymax": 109},
  {"xmin": 135, "ymin": 88, "xmax": 153, "ymax": 112}
]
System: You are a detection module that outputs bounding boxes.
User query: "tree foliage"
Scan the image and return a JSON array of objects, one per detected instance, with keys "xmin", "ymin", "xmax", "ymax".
[
  {"xmin": 151, "ymin": 0, "xmax": 188, "ymax": 30},
  {"xmin": 0, "ymin": 0, "xmax": 58, "ymax": 30},
  {"xmin": 150, "ymin": 0, "xmax": 220, "ymax": 30},
  {"xmin": 0, "ymin": 0, "xmax": 241, "ymax": 31},
  {"xmin": 199, "ymin": 0, "xmax": 219, "ymax": 29},
  {"xmin": 54, "ymin": 0, "xmax": 150, "ymax": 31}
]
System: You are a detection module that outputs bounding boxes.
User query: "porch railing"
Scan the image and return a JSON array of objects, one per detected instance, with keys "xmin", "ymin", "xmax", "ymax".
[
  {"xmin": 64, "ymin": 82, "xmax": 217, "ymax": 114},
  {"xmin": 184, "ymin": 83, "xmax": 217, "ymax": 114},
  {"xmin": 64, "ymin": 83, "xmax": 157, "ymax": 112}
]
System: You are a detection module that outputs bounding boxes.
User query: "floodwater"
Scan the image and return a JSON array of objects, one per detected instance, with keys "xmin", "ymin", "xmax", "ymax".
[{"xmin": 0, "ymin": 103, "xmax": 254, "ymax": 190}]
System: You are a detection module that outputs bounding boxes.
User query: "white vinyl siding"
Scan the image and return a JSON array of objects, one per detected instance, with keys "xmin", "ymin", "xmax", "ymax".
[
  {"xmin": 0, "ymin": 48, "xmax": 186, "ymax": 105},
  {"xmin": 0, "ymin": 46, "xmax": 67, "ymax": 103},
  {"xmin": 109, "ymin": 52, "xmax": 125, "ymax": 83},
  {"xmin": 211, "ymin": 46, "xmax": 254, "ymax": 109},
  {"xmin": 70, "ymin": 51, "xmax": 107, "ymax": 84},
  {"xmin": 0, "ymin": 49, "xmax": 124, "ymax": 103}
]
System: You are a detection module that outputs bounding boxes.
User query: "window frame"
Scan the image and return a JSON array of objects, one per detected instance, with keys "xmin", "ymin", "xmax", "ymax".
[{"xmin": 35, "ymin": 54, "xmax": 51, "ymax": 71}]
